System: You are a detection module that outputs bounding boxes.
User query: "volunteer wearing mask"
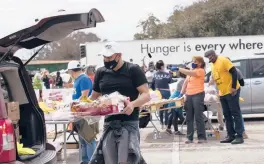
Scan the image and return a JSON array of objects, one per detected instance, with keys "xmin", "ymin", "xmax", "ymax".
[
  {"xmin": 67, "ymin": 61, "xmax": 95, "ymax": 164},
  {"xmin": 205, "ymin": 50, "xmax": 244, "ymax": 144},
  {"xmin": 145, "ymin": 61, "xmax": 156, "ymax": 87},
  {"xmin": 166, "ymin": 67, "xmax": 188, "ymax": 135},
  {"xmin": 89, "ymin": 42, "xmax": 150, "ymax": 164},
  {"xmin": 226, "ymin": 57, "xmax": 248, "ymax": 139},
  {"xmin": 175, "ymin": 56, "xmax": 207, "ymax": 144},
  {"xmin": 151, "ymin": 60, "xmax": 172, "ymax": 129}
]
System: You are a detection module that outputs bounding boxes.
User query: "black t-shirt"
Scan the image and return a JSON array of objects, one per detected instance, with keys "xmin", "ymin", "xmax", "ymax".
[
  {"xmin": 152, "ymin": 71, "xmax": 172, "ymax": 90},
  {"xmin": 42, "ymin": 76, "xmax": 50, "ymax": 88},
  {"xmin": 93, "ymin": 62, "xmax": 148, "ymax": 122},
  {"xmin": 56, "ymin": 76, "xmax": 63, "ymax": 87}
]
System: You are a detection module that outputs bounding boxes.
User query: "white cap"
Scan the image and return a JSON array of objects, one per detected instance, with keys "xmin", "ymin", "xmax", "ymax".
[
  {"xmin": 67, "ymin": 60, "xmax": 81, "ymax": 70},
  {"xmin": 99, "ymin": 41, "xmax": 121, "ymax": 57}
]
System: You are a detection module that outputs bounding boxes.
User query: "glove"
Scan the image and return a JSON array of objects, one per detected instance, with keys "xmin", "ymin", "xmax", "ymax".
[
  {"xmin": 170, "ymin": 67, "xmax": 179, "ymax": 71},
  {"xmin": 177, "ymin": 93, "xmax": 183, "ymax": 98}
]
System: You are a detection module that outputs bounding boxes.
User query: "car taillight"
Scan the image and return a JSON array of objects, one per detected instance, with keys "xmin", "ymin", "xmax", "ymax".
[{"xmin": 0, "ymin": 119, "xmax": 16, "ymax": 163}]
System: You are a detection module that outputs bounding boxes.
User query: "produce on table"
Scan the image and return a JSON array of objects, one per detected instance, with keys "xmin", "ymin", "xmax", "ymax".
[{"xmin": 39, "ymin": 102, "xmax": 55, "ymax": 113}]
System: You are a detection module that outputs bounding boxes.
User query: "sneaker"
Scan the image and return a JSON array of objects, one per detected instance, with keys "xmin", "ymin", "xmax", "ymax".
[
  {"xmin": 174, "ymin": 131, "xmax": 185, "ymax": 135},
  {"xmin": 185, "ymin": 140, "xmax": 193, "ymax": 144},
  {"xmin": 220, "ymin": 137, "xmax": 235, "ymax": 143},
  {"xmin": 166, "ymin": 129, "xmax": 173, "ymax": 134},
  {"xmin": 231, "ymin": 137, "xmax": 244, "ymax": 144},
  {"xmin": 197, "ymin": 139, "xmax": 207, "ymax": 144},
  {"xmin": 243, "ymin": 132, "xmax": 248, "ymax": 139},
  {"xmin": 80, "ymin": 162, "xmax": 89, "ymax": 164}
]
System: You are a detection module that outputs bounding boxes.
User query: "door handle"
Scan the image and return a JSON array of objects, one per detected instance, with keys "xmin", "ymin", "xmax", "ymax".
[{"xmin": 253, "ymin": 81, "xmax": 262, "ymax": 85}]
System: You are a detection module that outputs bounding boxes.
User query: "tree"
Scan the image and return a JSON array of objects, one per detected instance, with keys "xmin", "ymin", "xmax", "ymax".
[
  {"xmin": 36, "ymin": 31, "xmax": 101, "ymax": 60},
  {"xmin": 134, "ymin": 0, "xmax": 264, "ymax": 39},
  {"xmin": 134, "ymin": 14, "xmax": 165, "ymax": 40}
]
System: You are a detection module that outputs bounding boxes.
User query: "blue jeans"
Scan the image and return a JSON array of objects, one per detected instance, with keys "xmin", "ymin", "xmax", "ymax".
[
  {"xmin": 79, "ymin": 137, "xmax": 96, "ymax": 162},
  {"xmin": 220, "ymin": 89, "xmax": 244, "ymax": 138},
  {"xmin": 159, "ymin": 90, "xmax": 171, "ymax": 125},
  {"xmin": 241, "ymin": 113, "xmax": 245, "ymax": 132}
]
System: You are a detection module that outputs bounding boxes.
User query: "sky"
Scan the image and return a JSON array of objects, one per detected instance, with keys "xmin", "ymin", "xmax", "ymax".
[{"xmin": 0, "ymin": 0, "xmax": 198, "ymax": 58}]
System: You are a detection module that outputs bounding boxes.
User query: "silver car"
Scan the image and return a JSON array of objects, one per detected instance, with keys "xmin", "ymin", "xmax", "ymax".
[{"xmin": 205, "ymin": 54, "xmax": 264, "ymax": 114}]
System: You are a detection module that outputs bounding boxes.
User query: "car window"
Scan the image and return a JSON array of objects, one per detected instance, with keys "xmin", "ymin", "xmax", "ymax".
[
  {"xmin": 204, "ymin": 59, "xmax": 248, "ymax": 82},
  {"xmin": 232, "ymin": 60, "xmax": 248, "ymax": 79},
  {"xmin": 251, "ymin": 59, "xmax": 264, "ymax": 78}
]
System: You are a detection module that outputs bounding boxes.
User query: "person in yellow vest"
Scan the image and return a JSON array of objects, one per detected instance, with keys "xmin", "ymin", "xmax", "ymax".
[{"xmin": 205, "ymin": 50, "xmax": 244, "ymax": 144}]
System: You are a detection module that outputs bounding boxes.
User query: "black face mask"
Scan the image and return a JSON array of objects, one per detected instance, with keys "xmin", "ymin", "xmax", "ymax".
[{"xmin": 104, "ymin": 57, "xmax": 119, "ymax": 70}]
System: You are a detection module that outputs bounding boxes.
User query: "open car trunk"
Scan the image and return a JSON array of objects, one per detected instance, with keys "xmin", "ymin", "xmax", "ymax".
[
  {"xmin": 0, "ymin": 8, "xmax": 104, "ymax": 163},
  {"xmin": 0, "ymin": 59, "xmax": 49, "ymax": 161}
]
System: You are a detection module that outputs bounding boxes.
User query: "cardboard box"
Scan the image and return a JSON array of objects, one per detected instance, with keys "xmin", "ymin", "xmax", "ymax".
[
  {"xmin": 5, "ymin": 102, "xmax": 20, "ymax": 121},
  {"xmin": 66, "ymin": 143, "xmax": 79, "ymax": 149}
]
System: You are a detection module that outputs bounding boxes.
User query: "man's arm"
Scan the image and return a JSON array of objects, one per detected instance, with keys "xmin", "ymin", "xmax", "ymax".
[
  {"xmin": 79, "ymin": 77, "xmax": 92, "ymax": 99},
  {"xmin": 80, "ymin": 90, "xmax": 89, "ymax": 99},
  {"xmin": 90, "ymin": 91, "xmax": 101, "ymax": 100},
  {"xmin": 130, "ymin": 64, "xmax": 151, "ymax": 107},
  {"xmin": 229, "ymin": 67, "xmax": 238, "ymax": 89},
  {"xmin": 131, "ymin": 84, "xmax": 151, "ymax": 108},
  {"xmin": 208, "ymin": 74, "xmax": 215, "ymax": 86}
]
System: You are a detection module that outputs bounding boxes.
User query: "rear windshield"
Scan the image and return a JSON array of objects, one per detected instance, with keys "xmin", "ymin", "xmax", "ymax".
[{"xmin": 0, "ymin": 74, "xmax": 9, "ymax": 119}]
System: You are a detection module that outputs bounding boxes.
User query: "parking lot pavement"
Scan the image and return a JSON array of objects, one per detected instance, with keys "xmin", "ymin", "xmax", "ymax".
[{"xmin": 56, "ymin": 120, "xmax": 264, "ymax": 164}]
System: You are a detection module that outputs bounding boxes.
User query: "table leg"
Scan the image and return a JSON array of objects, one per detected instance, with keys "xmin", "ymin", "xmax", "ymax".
[
  {"xmin": 150, "ymin": 115, "xmax": 161, "ymax": 139},
  {"xmin": 53, "ymin": 124, "xmax": 57, "ymax": 142},
  {"xmin": 181, "ymin": 117, "xmax": 186, "ymax": 133},
  {"xmin": 63, "ymin": 123, "xmax": 67, "ymax": 160}
]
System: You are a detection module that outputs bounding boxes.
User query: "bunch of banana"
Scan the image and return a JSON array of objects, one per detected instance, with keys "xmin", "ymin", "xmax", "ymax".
[
  {"xmin": 80, "ymin": 96, "xmax": 93, "ymax": 103},
  {"xmin": 17, "ymin": 142, "xmax": 36, "ymax": 155},
  {"xmin": 39, "ymin": 102, "xmax": 55, "ymax": 113}
]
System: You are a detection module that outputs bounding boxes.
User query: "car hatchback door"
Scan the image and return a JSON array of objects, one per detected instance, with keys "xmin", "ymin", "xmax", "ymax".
[{"xmin": 250, "ymin": 58, "xmax": 264, "ymax": 113}]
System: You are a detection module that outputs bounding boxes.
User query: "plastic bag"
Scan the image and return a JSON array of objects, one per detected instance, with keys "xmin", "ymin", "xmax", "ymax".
[
  {"xmin": 204, "ymin": 93, "xmax": 219, "ymax": 103},
  {"xmin": 71, "ymin": 91, "xmax": 128, "ymax": 117},
  {"xmin": 205, "ymin": 86, "xmax": 217, "ymax": 95},
  {"xmin": 149, "ymin": 89, "xmax": 162, "ymax": 102}
]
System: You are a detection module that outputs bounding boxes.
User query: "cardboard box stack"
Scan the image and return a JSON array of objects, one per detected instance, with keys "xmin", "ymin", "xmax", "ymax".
[{"xmin": 5, "ymin": 102, "xmax": 20, "ymax": 142}]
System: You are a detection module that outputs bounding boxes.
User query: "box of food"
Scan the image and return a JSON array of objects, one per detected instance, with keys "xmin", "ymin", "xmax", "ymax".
[
  {"xmin": 73, "ymin": 104, "xmax": 121, "ymax": 116},
  {"xmin": 5, "ymin": 102, "xmax": 20, "ymax": 121},
  {"xmin": 71, "ymin": 92, "xmax": 128, "ymax": 117}
]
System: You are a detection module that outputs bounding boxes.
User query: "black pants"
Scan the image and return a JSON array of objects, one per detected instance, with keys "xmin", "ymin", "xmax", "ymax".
[
  {"xmin": 185, "ymin": 92, "xmax": 206, "ymax": 141},
  {"xmin": 167, "ymin": 107, "xmax": 184, "ymax": 131},
  {"xmin": 220, "ymin": 88, "xmax": 243, "ymax": 138}
]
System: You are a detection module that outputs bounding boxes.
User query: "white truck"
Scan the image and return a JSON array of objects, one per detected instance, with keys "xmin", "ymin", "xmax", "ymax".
[{"xmin": 80, "ymin": 35, "xmax": 264, "ymax": 67}]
